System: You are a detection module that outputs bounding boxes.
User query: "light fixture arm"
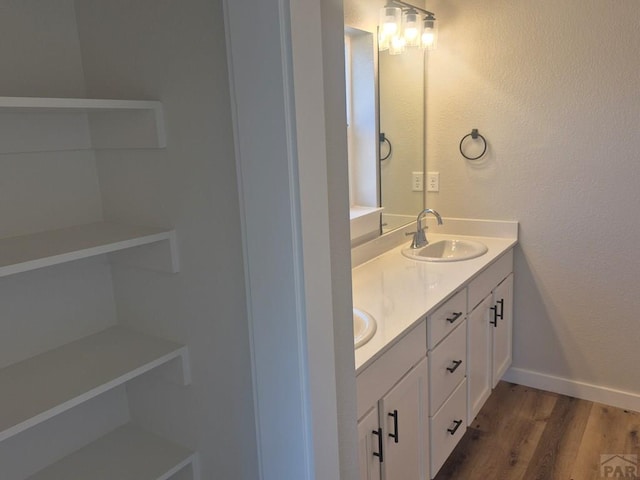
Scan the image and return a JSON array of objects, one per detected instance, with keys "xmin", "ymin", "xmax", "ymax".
[{"xmin": 390, "ymin": 0, "xmax": 435, "ymax": 18}]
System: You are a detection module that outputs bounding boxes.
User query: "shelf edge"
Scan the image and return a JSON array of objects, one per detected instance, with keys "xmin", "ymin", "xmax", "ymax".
[
  {"xmin": 0, "ymin": 226, "xmax": 176, "ymax": 278},
  {"xmin": 26, "ymin": 424, "xmax": 196, "ymax": 480},
  {"xmin": 0, "ymin": 96, "xmax": 162, "ymax": 111},
  {"xmin": 0, "ymin": 338, "xmax": 188, "ymax": 443}
]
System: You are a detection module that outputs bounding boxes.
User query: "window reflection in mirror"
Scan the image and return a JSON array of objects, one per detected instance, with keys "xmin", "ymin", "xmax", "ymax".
[{"xmin": 345, "ymin": 27, "xmax": 381, "ymax": 245}]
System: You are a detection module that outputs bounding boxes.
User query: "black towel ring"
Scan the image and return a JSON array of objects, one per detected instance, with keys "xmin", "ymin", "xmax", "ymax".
[
  {"xmin": 379, "ymin": 132, "xmax": 392, "ymax": 161},
  {"xmin": 459, "ymin": 129, "xmax": 487, "ymax": 160}
]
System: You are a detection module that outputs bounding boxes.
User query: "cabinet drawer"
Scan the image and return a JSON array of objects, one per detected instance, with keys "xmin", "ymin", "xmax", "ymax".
[
  {"xmin": 468, "ymin": 249, "xmax": 513, "ymax": 310},
  {"xmin": 430, "ymin": 378, "xmax": 467, "ymax": 478},
  {"xmin": 427, "ymin": 289, "xmax": 466, "ymax": 349},
  {"xmin": 429, "ymin": 320, "xmax": 467, "ymax": 415},
  {"xmin": 356, "ymin": 321, "xmax": 427, "ymax": 419}
]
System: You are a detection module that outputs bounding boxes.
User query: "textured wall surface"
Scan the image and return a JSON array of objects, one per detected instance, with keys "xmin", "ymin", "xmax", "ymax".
[{"xmin": 426, "ymin": 0, "xmax": 640, "ymax": 395}]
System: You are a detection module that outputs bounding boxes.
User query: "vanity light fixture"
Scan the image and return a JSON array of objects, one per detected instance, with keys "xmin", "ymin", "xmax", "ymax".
[{"xmin": 378, "ymin": 0, "xmax": 438, "ymax": 54}]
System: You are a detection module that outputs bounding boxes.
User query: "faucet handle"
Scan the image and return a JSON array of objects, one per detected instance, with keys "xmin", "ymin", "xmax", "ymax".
[{"xmin": 406, "ymin": 228, "xmax": 428, "ymax": 249}]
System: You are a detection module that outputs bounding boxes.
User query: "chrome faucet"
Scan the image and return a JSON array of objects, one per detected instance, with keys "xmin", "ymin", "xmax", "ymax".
[{"xmin": 406, "ymin": 209, "xmax": 443, "ymax": 249}]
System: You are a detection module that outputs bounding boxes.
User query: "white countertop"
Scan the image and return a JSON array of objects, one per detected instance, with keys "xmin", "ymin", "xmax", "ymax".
[{"xmin": 352, "ymin": 230, "xmax": 517, "ymax": 373}]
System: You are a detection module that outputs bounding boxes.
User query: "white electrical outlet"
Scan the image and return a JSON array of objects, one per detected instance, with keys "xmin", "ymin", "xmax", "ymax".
[
  {"xmin": 427, "ymin": 172, "xmax": 440, "ymax": 192},
  {"xmin": 412, "ymin": 172, "xmax": 424, "ymax": 192}
]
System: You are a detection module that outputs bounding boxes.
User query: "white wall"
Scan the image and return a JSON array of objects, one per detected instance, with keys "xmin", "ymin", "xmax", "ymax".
[
  {"xmin": 320, "ymin": 0, "xmax": 360, "ymax": 477},
  {"xmin": 427, "ymin": 0, "xmax": 640, "ymax": 405},
  {"xmin": 225, "ymin": 0, "xmax": 356, "ymax": 477},
  {"xmin": 74, "ymin": 1, "xmax": 258, "ymax": 478}
]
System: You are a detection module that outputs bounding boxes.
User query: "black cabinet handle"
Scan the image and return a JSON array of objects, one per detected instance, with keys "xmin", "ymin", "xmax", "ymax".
[
  {"xmin": 388, "ymin": 410, "xmax": 399, "ymax": 443},
  {"xmin": 446, "ymin": 312, "xmax": 463, "ymax": 324},
  {"xmin": 490, "ymin": 306, "xmax": 498, "ymax": 327},
  {"xmin": 446, "ymin": 360, "xmax": 463, "ymax": 373},
  {"xmin": 372, "ymin": 428, "xmax": 384, "ymax": 462},
  {"xmin": 447, "ymin": 419, "xmax": 463, "ymax": 435},
  {"xmin": 496, "ymin": 299, "xmax": 504, "ymax": 319}
]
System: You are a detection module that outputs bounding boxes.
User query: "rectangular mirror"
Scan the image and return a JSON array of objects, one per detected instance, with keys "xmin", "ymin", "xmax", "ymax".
[{"xmin": 344, "ymin": 3, "xmax": 426, "ymax": 246}]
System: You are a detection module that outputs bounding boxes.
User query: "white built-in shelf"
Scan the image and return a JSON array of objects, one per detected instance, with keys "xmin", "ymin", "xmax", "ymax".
[
  {"xmin": 28, "ymin": 424, "xmax": 196, "ymax": 480},
  {"xmin": 0, "ymin": 96, "xmax": 162, "ymax": 112},
  {"xmin": 0, "ymin": 326, "xmax": 189, "ymax": 442},
  {"xmin": 0, "ymin": 96, "xmax": 165, "ymax": 151},
  {"xmin": 0, "ymin": 221, "xmax": 179, "ymax": 277}
]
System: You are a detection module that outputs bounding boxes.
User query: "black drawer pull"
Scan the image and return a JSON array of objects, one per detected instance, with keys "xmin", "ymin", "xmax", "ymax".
[
  {"xmin": 446, "ymin": 360, "xmax": 463, "ymax": 373},
  {"xmin": 446, "ymin": 312, "xmax": 463, "ymax": 324},
  {"xmin": 388, "ymin": 409, "xmax": 399, "ymax": 443},
  {"xmin": 447, "ymin": 419, "xmax": 463, "ymax": 435},
  {"xmin": 490, "ymin": 306, "xmax": 498, "ymax": 327},
  {"xmin": 496, "ymin": 299, "xmax": 504, "ymax": 319},
  {"xmin": 372, "ymin": 428, "xmax": 384, "ymax": 462}
]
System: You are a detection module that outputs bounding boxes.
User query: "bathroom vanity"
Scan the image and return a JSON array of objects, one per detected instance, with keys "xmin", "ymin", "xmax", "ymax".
[{"xmin": 352, "ymin": 220, "xmax": 517, "ymax": 479}]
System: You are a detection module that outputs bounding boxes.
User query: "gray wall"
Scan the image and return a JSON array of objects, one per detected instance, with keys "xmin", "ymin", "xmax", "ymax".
[
  {"xmin": 0, "ymin": 0, "xmax": 86, "ymax": 98},
  {"xmin": 427, "ymin": 0, "xmax": 640, "ymax": 399}
]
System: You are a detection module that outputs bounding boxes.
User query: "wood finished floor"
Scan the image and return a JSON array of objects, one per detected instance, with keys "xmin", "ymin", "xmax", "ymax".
[{"xmin": 434, "ymin": 382, "xmax": 640, "ymax": 480}]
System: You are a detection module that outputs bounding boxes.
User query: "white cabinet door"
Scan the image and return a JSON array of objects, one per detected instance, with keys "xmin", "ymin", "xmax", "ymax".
[
  {"xmin": 467, "ymin": 272, "xmax": 513, "ymax": 421},
  {"xmin": 491, "ymin": 273, "xmax": 513, "ymax": 387},
  {"xmin": 467, "ymin": 294, "xmax": 492, "ymax": 423},
  {"xmin": 380, "ymin": 357, "xmax": 429, "ymax": 480},
  {"xmin": 358, "ymin": 407, "xmax": 382, "ymax": 480}
]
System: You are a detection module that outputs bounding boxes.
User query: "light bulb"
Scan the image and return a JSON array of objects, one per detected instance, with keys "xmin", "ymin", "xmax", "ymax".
[
  {"xmin": 389, "ymin": 35, "xmax": 406, "ymax": 55},
  {"xmin": 421, "ymin": 16, "xmax": 438, "ymax": 50},
  {"xmin": 403, "ymin": 9, "xmax": 422, "ymax": 48},
  {"xmin": 379, "ymin": 5, "xmax": 401, "ymax": 51}
]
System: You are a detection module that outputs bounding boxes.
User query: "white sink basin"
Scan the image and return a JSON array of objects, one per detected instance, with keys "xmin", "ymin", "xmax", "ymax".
[
  {"xmin": 353, "ymin": 308, "xmax": 376, "ymax": 348},
  {"xmin": 402, "ymin": 239, "xmax": 488, "ymax": 262}
]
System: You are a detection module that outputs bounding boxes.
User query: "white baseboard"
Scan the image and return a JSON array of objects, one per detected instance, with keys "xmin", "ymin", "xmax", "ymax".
[{"xmin": 503, "ymin": 367, "xmax": 640, "ymax": 413}]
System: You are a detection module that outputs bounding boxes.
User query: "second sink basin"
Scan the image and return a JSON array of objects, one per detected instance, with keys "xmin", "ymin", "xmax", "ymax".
[
  {"xmin": 402, "ymin": 239, "xmax": 488, "ymax": 262},
  {"xmin": 353, "ymin": 308, "xmax": 376, "ymax": 349}
]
